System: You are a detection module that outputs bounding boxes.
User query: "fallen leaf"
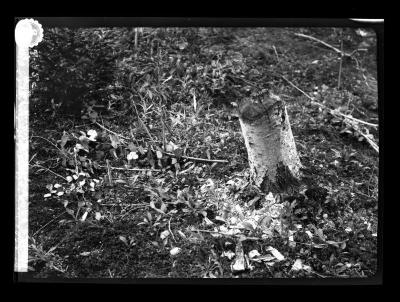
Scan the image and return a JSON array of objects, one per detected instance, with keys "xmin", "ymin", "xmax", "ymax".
[
  {"xmin": 81, "ymin": 211, "xmax": 88, "ymax": 222},
  {"xmin": 60, "ymin": 132, "xmax": 69, "ymax": 149},
  {"xmin": 248, "ymin": 250, "xmax": 261, "ymax": 259},
  {"xmin": 305, "ymin": 230, "xmax": 313, "ymax": 239},
  {"xmin": 127, "ymin": 151, "xmax": 139, "ymax": 160},
  {"xmin": 231, "ymin": 257, "xmax": 246, "ymax": 272},
  {"xmin": 177, "ymin": 230, "xmax": 186, "ymax": 239},
  {"xmin": 241, "ymin": 221, "xmax": 256, "ymax": 231},
  {"xmin": 119, "ymin": 235, "xmax": 128, "ymax": 245},
  {"xmin": 291, "ymin": 259, "xmax": 303, "ymax": 271},
  {"xmin": 267, "ymin": 246, "xmax": 285, "ymax": 261},
  {"xmin": 87, "ymin": 129, "xmax": 97, "ymax": 141},
  {"xmin": 109, "ymin": 134, "xmax": 120, "ymax": 149},
  {"xmin": 160, "ymin": 230, "xmax": 170, "ymax": 240},
  {"xmin": 222, "ymin": 251, "xmax": 235, "ymax": 260},
  {"xmin": 170, "ymin": 247, "xmax": 181, "ymax": 256},
  {"xmin": 231, "ymin": 241, "xmax": 247, "ymax": 272},
  {"xmin": 95, "ymin": 212, "xmax": 102, "ymax": 220},
  {"xmin": 204, "ymin": 217, "xmax": 214, "ymax": 226}
]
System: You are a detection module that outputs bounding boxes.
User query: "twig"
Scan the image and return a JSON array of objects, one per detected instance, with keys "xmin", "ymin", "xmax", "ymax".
[
  {"xmin": 162, "ymin": 116, "xmax": 175, "ymax": 137},
  {"xmin": 354, "ymin": 128, "xmax": 379, "ymax": 153},
  {"xmin": 272, "ymin": 45, "xmax": 280, "ymax": 62},
  {"xmin": 162, "ymin": 75, "xmax": 173, "ymax": 84},
  {"xmin": 168, "ymin": 217, "xmax": 176, "ymax": 242},
  {"xmin": 31, "ymin": 136, "xmax": 63, "ymax": 153},
  {"xmin": 311, "ymin": 271, "xmax": 329, "ymax": 278},
  {"xmin": 30, "ymin": 164, "xmax": 67, "ymax": 181},
  {"xmin": 97, "ymin": 164, "xmax": 161, "ymax": 172},
  {"xmin": 337, "ymin": 113, "xmax": 378, "ymax": 128},
  {"xmin": 161, "ymin": 108, "xmax": 166, "ymax": 150},
  {"xmin": 29, "ymin": 153, "xmax": 38, "ymax": 164},
  {"xmin": 129, "ymin": 126, "xmax": 140, "ymax": 146},
  {"xmin": 119, "ymin": 204, "xmax": 149, "ymax": 219},
  {"xmin": 281, "ymin": 76, "xmax": 378, "ymax": 128},
  {"xmin": 134, "ymin": 28, "xmax": 138, "ymax": 49},
  {"xmin": 227, "ymin": 75, "xmax": 262, "ymax": 89},
  {"xmin": 32, "ymin": 211, "xmax": 66, "ymax": 237},
  {"xmin": 193, "ymin": 229, "xmax": 260, "ymax": 240},
  {"xmin": 281, "ymin": 75, "xmax": 315, "ymax": 100},
  {"xmin": 106, "ymin": 159, "xmax": 113, "ymax": 185},
  {"xmin": 138, "ymin": 116, "xmax": 156, "ymax": 143},
  {"xmin": 355, "ymin": 191, "xmax": 375, "ymax": 200},
  {"xmin": 131, "ymin": 97, "xmax": 156, "ymax": 143},
  {"xmin": 282, "ymin": 75, "xmax": 379, "ymax": 152},
  {"xmin": 162, "ymin": 151, "xmax": 229, "ymax": 164},
  {"xmin": 95, "ymin": 122, "xmax": 129, "ymax": 140},
  {"xmin": 294, "ymin": 33, "xmax": 352, "ymax": 57},
  {"xmin": 338, "ymin": 31, "xmax": 344, "ymax": 89}
]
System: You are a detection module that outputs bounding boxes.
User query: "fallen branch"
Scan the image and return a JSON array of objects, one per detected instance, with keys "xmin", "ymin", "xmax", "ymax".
[
  {"xmin": 162, "ymin": 151, "xmax": 229, "ymax": 164},
  {"xmin": 97, "ymin": 164, "xmax": 161, "ymax": 172},
  {"xmin": 32, "ymin": 211, "xmax": 66, "ymax": 237},
  {"xmin": 168, "ymin": 217, "xmax": 177, "ymax": 243},
  {"xmin": 193, "ymin": 229, "xmax": 260, "ymax": 240},
  {"xmin": 30, "ymin": 164, "xmax": 67, "ymax": 181},
  {"xmin": 272, "ymin": 45, "xmax": 280, "ymax": 62},
  {"xmin": 310, "ymin": 271, "xmax": 329, "ymax": 278},
  {"xmin": 294, "ymin": 33, "xmax": 352, "ymax": 57},
  {"xmin": 138, "ymin": 116, "xmax": 156, "ymax": 143},
  {"xmin": 119, "ymin": 204, "xmax": 149, "ymax": 219},
  {"xmin": 227, "ymin": 74, "xmax": 262, "ymax": 89},
  {"xmin": 106, "ymin": 159, "xmax": 113, "ymax": 185},
  {"xmin": 281, "ymin": 76, "xmax": 378, "ymax": 128},
  {"xmin": 31, "ymin": 135, "xmax": 64, "ymax": 153},
  {"xmin": 352, "ymin": 127, "xmax": 379, "ymax": 154},
  {"xmin": 95, "ymin": 122, "xmax": 129, "ymax": 140},
  {"xmin": 131, "ymin": 96, "xmax": 157, "ymax": 143},
  {"xmin": 95, "ymin": 116, "xmax": 227, "ymax": 164},
  {"xmin": 281, "ymin": 75, "xmax": 379, "ymax": 153}
]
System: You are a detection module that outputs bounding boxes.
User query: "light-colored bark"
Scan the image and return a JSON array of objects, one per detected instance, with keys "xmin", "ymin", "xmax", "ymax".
[{"xmin": 239, "ymin": 96, "xmax": 302, "ymax": 193}]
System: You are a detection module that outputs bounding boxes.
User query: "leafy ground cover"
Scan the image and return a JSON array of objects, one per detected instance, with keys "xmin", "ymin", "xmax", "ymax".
[{"xmin": 27, "ymin": 27, "xmax": 379, "ymax": 278}]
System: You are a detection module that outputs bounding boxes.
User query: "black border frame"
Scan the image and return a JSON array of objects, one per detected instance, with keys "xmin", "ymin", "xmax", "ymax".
[{"xmin": 13, "ymin": 17, "xmax": 384, "ymax": 286}]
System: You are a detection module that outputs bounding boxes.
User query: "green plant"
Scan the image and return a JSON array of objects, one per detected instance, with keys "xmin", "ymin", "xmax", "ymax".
[
  {"xmin": 30, "ymin": 28, "xmax": 119, "ymax": 119},
  {"xmin": 28, "ymin": 237, "xmax": 66, "ymax": 273}
]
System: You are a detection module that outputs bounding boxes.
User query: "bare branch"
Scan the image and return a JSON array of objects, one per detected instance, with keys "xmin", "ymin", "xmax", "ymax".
[
  {"xmin": 281, "ymin": 75, "xmax": 379, "ymax": 153},
  {"xmin": 281, "ymin": 76, "xmax": 378, "ymax": 128},
  {"xmin": 294, "ymin": 33, "xmax": 352, "ymax": 57},
  {"xmin": 350, "ymin": 126, "xmax": 379, "ymax": 154},
  {"xmin": 95, "ymin": 122, "xmax": 129, "ymax": 140},
  {"xmin": 162, "ymin": 151, "xmax": 228, "ymax": 164},
  {"xmin": 96, "ymin": 164, "xmax": 162, "ymax": 172},
  {"xmin": 30, "ymin": 163, "xmax": 67, "ymax": 181}
]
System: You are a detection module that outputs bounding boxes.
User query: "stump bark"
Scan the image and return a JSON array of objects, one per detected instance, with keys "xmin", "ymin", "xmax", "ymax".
[{"xmin": 238, "ymin": 96, "xmax": 302, "ymax": 193}]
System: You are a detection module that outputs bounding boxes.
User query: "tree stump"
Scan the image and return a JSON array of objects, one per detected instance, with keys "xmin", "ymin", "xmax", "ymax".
[{"xmin": 238, "ymin": 95, "xmax": 302, "ymax": 193}]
